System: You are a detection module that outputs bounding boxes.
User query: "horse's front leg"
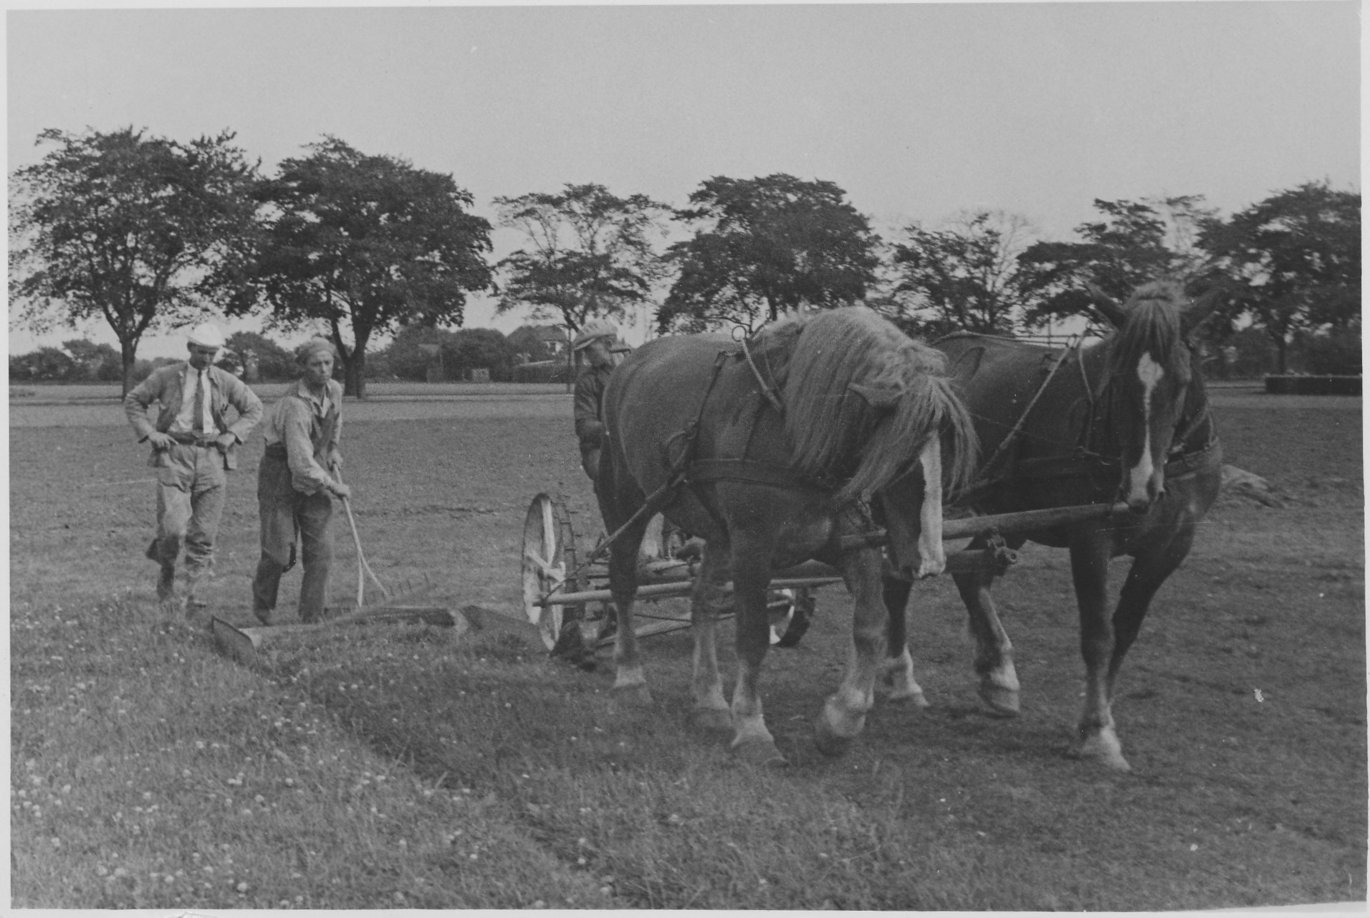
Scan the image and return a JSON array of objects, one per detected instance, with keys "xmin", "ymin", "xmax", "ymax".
[
  {"xmin": 953, "ymin": 533, "xmax": 1021, "ymax": 716},
  {"xmin": 1069, "ymin": 531, "xmax": 1128, "ymax": 770},
  {"xmin": 608, "ymin": 520, "xmax": 652, "ymax": 705},
  {"xmin": 880, "ymin": 575, "xmax": 929, "ymax": 706},
  {"xmin": 728, "ymin": 534, "xmax": 787, "ymax": 766},
  {"xmin": 689, "ymin": 540, "xmax": 733, "ymax": 733},
  {"xmin": 814, "ymin": 548, "xmax": 887, "ymax": 756}
]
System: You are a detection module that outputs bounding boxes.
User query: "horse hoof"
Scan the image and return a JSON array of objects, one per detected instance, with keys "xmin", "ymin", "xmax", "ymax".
[
  {"xmin": 692, "ymin": 707, "xmax": 732, "ymax": 733},
  {"xmin": 1073, "ymin": 733, "xmax": 1132, "ymax": 771},
  {"xmin": 612, "ymin": 683, "xmax": 654, "ymax": 707},
  {"xmin": 732, "ymin": 738, "xmax": 788, "ymax": 767},
  {"xmin": 886, "ymin": 688, "xmax": 929, "ymax": 708},
  {"xmin": 812, "ymin": 716, "xmax": 859, "ymax": 757},
  {"xmin": 978, "ymin": 684, "xmax": 1020, "ymax": 717}
]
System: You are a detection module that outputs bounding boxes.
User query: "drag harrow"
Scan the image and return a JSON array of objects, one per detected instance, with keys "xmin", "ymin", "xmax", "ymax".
[{"xmin": 521, "ymin": 493, "xmax": 820, "ymax": 653}]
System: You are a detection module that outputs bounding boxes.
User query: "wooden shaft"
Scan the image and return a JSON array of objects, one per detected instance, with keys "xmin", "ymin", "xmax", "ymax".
[{"xmin": 537, "ymin": 549, "xmax": 1007, "ymax": 606}]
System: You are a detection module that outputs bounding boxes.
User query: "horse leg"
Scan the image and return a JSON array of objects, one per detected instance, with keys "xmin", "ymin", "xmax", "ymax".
[
  {"xmin": 953, "ymin": 534, "xmax": 1021, "ymax": 716},
  {"xmin": 1068, "ymin": 533, "xmax": 1129, "ymax": 770},
  {"xmin": 689, "ymin": 540, "xmax": 733, "ymax": 733},
  {"xmin": 880, "ymin": 575, "xmax": 929, "ymax": 706},
  {"xmin": 728, "ymin": 533, "xmax": 787, "ymax": 767},
  {"xmin": 607, "ymin": 516, "xmax": 653, "ymax": 705},
  {"xmin": 814, "ymin": 549, "xmax": 887, "ymax": 756},
  {"xmin": 1096, "ymin": 528, "xmax": 1196, "ymax": 756}
]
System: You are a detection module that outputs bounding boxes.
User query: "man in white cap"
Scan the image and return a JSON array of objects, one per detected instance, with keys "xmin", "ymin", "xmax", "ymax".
[
  {"xmin": 124, "ymin": 321, "xmax": 263, "ymax": 621},
  {"xmin": 571, "ymin": 319, "xmax": 627, "ymax": 483}
]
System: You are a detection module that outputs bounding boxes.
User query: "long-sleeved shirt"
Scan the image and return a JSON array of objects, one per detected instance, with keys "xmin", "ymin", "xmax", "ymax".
[
  {"xmin": 261, "ymin": 378, "xmax": 344, "ymax": 495},
  {"xmin": 124, "ymin": 362, "xmax": 263, "ymax": 469}
]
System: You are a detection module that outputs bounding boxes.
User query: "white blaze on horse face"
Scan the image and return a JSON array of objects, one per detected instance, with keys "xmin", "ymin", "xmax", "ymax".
[
  {"xmin": 915, "ymin": 435, "xmax": 945, "ymax": 578},
  {"xmin": 1128, "ymin": 352, "xmax": 1164, "ymax": 505}
]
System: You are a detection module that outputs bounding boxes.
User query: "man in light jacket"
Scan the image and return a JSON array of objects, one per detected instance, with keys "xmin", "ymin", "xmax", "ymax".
[{"xmin": 124, "ymin": 322, "xmax": 263, "ymax": 618}]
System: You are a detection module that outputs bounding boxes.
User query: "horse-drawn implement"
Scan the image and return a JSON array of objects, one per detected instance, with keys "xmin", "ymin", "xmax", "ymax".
[{"xmin": 523, "ymin": 282, "xmax": 1222, "ymax": 771}]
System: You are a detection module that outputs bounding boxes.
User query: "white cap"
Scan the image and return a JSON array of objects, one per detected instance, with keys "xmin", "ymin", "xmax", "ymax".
[
  {"xmin": 187, "ymin": 322, "xmax": 226, "ymax": 349},
  {"xmin": 572, "ymin": 319, "xmax": 617, "ymax": 352}
]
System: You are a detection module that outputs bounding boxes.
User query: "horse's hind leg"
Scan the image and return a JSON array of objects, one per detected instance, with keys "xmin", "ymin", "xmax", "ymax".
[
  {"xmin": 953, "ymin": 533, "xmax": 1021, "ymax": 715},
  {"xmin": 881, "ymin": 575, "xmax": 930, "ymax": 706},
  {"xmin": 689, "ymin": 541, "xmax": 732, "ymax": 733},
  {"xmin": 814, "ymin": 548, "xmax": 887, "ymax": 756},
  {"xmin": 728, "ymin": 533, "xmax": 787, "ymax": 766},
  {"xmin": 606, "ymin": 519, "xmax": 653, "ymax": 704}
]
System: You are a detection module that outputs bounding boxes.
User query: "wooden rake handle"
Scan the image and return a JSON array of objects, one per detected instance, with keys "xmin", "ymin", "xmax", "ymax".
[{"xmin": 335, "ymin": 467, "xmax": 391, "ymax": 608}]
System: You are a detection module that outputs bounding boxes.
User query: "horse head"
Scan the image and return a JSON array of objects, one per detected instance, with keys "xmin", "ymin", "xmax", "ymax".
[{"xmin": 1092, "ymin": 282, "xmax": 1219, "ymax": 511}]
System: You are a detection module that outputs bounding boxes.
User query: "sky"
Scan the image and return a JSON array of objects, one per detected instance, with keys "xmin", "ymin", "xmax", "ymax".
[{"xmin": 5, "ymin": 0, "xmax": 1362, "ymax": 357}]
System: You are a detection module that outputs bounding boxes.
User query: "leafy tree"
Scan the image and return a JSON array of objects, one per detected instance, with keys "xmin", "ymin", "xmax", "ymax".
[
  {"xmin": 377, "ymin": 324, "xmax": 457, "ymax": 381},
  {"xmin": 1198, "ymin": 181, "xmax": 1360, "ymax": 373},
  {"xmin": 507, "ymin": 324, "xmax": 565, "ymax": 363},
  {"xmin": 494, "ymin": 183, "xmax": 670, "ymax": 336},
  {"xmin": 222, "ymin": 330, "xmax": 295, "ymax": 382},
  {"xmin": 9, "ymin": 347, "xmax": 77, "ymax": 382},
  {"xmin": 1016, "ymin": 196, "xmax": 1213, "ymax": 330},
  {"xmin": 9, "ymin": 127, "xmax": 260, "ymax": 394},
  {"xmin": 889, "ymin": 209, "xmax": 1035, "ymax": 337},
  {"xmin": 61, "ymin": 338, "xmax": 122, "ymax": 382},
  {"xmin": 444, "ymin": 328, "xmax": 517, "ymax": 382},
  {"xmin": 227, "ymin": 136, "xmax": 495, "ymax": 397},
  {"xmin": 659, "ymin": 174, "xmax": 881, "ymax": 333}
]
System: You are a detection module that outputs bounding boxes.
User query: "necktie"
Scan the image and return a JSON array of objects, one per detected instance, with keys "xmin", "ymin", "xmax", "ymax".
[{"xmin": 192, "ymin": 371, "xmax": 206, "ymax": 435}]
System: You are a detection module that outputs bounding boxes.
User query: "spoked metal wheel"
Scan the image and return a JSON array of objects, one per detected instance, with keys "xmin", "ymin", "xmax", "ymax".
[{"xmin": 521, "ymin": 493, "xmax": 585, "ymax": 650}]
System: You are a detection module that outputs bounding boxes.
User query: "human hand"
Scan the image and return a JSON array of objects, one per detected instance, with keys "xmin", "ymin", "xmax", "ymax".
[
  {"xmin": 215, "ymin": 432, "xmax": 238, "ymax": 453},
  {"xmin": 331, "ymin": 481, "xmax": 352, "ymax": 500},
  {"xmin": 146, "ymin": 432, "xmax": 176, "ymax": 450}
]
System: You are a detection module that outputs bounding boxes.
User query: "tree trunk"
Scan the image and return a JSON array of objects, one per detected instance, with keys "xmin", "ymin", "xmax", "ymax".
[
  {"xmin": 344, "ymin": 348, "xmax": 367, "ymax": 399},
  {"xmin": 119, "ymin": 337, "xmax": 139, "ymax": 398}
]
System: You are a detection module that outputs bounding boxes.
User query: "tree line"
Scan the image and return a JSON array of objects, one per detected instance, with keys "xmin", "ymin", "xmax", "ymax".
[{"xmin": 10, "ymin": 126, "xmax": 1360, "ymax": 396}]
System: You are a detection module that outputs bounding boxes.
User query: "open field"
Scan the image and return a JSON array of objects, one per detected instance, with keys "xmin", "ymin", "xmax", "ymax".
[{"xmin": 9, "ymin": 385, "xmax": 1366, "ymax": 909}]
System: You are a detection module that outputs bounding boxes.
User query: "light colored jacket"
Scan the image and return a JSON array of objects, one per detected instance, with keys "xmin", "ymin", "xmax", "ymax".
[{"xmin": 123, "ymin": 363, "xmax": 264, "ymax": 470}]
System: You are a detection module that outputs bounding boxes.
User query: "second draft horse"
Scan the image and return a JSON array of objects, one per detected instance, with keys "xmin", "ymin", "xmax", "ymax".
[{"xmin": 884, "ymin": 280, "xmax": 1224, "ymax": 771}]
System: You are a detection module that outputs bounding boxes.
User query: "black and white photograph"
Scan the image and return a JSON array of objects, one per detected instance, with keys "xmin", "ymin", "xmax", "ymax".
[{"xmin": 8, "ymin": 0, "xmax": 1363, "ymax": 910}]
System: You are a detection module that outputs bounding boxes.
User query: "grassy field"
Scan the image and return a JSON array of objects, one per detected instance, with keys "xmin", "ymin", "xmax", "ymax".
[{"xmin": 9, "ymin": 385, "xmax": 1366, "ymax": 909}]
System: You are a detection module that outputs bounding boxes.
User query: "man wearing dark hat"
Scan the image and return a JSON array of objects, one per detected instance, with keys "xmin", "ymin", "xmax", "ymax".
[
  {"xmin": 124, "ymin": 322, "xmax": 264, "ymax": 619},
  {"xmin": 571, "ymin": 319, "xmax": 626, "ymax": 484},
  {"xmin": 251, "ymin": 337, "xmax": 351, "ymax": 625}
]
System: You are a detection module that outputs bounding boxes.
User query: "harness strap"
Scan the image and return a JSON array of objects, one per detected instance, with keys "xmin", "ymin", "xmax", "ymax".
[
  {"xmin": 973, "ymin": 338, "xmax": 1080, "ymax": 483},
  {"xmin": 687, "ymin": 458, "xmax": 829, "ymax": 493},
  {"xmin": 740, "ymin": 334, "xmax": 784, "ymax": 414}
]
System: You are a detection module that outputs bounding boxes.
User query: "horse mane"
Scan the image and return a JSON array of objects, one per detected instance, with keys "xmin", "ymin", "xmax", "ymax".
[
  {"xmin": 754, "ymin": 307, "xmax": 977, "ymax": 502},
  {"xmin": 1107, "ymin": 280, "xmax": 1192, "ymax": 383}
]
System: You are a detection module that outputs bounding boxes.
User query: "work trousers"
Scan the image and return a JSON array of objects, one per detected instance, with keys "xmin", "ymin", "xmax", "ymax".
[
  {"xmin": 151, "ymin": 443, "xmax": 227, "ymax": 602},
  {"xmin": 252, "ymin": 446, "xmax": 335, "ymax": 623}
]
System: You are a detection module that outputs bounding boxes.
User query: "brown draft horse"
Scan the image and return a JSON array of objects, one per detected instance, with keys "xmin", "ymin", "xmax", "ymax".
[
  {"xmin": 883, "ymin": 280, "xmax": 1224, "ymax": 771},
  {"xmin": 597, "ymin": 307, "xmax": 977, "ymax": 764}
]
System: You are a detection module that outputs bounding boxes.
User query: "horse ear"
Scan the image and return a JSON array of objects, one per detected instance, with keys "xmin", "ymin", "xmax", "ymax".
[
  {"xmin": 1181, "ymin": 288, "xmax": 1225, "ymax": 339},
  {"xmin": 1085, "ymin": 282, "xmax": 1127, "ymax": 327},
  {"xmin": 849, "ymin": 382, "xmax": 901, "ymax": 410}
]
